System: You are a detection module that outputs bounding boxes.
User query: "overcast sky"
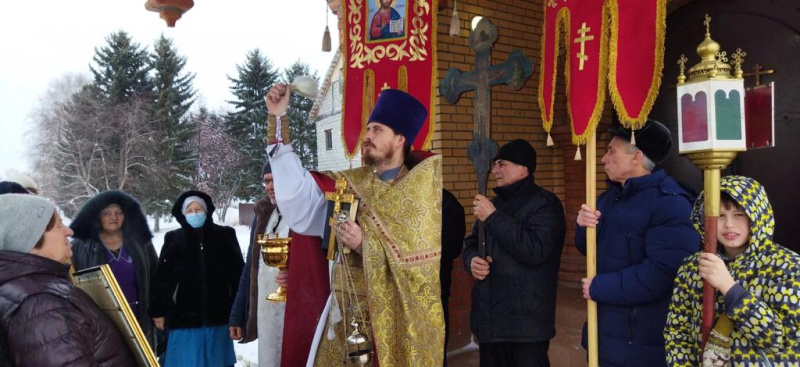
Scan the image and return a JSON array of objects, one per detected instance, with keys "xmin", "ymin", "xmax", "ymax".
[{"xmin": 0, "ymin": 0, "xmax": 339, "ymax": 177}]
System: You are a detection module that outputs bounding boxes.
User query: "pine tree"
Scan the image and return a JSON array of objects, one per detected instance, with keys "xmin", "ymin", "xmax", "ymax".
[
  {"xmin": 89, "ymin": 31, "xmax": 153, "ymax": 105},
  {"xmin": 87, "ymin": 31, "xmax": 156, "ymax": 211},
  {"xmin": 147, "ymin": 34, "xmax": 197, "ymax": 229},
  {"xmin": 282, "ymin": 62, "xmax": 319, "ymax": 169},
  {"xmin": 225, "ymin": 49, "xmax": 279, "ymax": 201}
]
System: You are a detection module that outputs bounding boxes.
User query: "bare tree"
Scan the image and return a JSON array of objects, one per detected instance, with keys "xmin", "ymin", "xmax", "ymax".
[
  {"xmin": 29, "ymin": 73, "xmax": 90, "ymax": 202},
  {"xmin": 31, "ymin": 84, "xmax": 160, "ymax": 217},
  {"xmin": 191, "ymin": 107, "xmax": 245, "ymax": 223}
]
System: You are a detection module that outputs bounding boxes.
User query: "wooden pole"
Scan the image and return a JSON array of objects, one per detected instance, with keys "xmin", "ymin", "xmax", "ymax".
[
  {"xmin": 586, "ymin": 132, "xmax": 599, "ymax": 367},
  {"xmin": 686, "ymin": 151, "xmax": 737, "ymax": 350},
  {"xmin": 701, "ymin": 168, "xmax": 721, "ymax": 348}
]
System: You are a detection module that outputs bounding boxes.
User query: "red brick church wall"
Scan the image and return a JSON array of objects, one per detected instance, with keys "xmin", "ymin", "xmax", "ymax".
[{"xmin": 432, "ymin": 0, "xmax": 612, "ymax": 351}]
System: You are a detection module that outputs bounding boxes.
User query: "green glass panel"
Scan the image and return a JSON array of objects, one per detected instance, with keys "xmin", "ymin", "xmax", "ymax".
[{"xmin": 715, "ymin": 90, "xmax": 742, "ymax": 140}]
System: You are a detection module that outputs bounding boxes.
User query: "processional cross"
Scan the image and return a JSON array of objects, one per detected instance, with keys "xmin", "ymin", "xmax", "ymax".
[
  {"xmin": 324, "ymin": 176, "xmax": 359, "ymax": 260},
  {"xmin": 742, "ymin": 63, "xmax": 775, "ymax": 86},
  {"xmin": 439, "ymin": 17, "xmax": 533, "ymax": 257}
]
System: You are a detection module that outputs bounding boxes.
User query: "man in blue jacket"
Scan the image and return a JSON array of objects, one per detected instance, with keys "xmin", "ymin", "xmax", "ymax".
[
  {"xmin": 464, "ymin": 139, "xmax": 566, "ymax": 367},
  {"xmin": 576, "ymin": 119, "xmax": 699, "ymax": 366}
]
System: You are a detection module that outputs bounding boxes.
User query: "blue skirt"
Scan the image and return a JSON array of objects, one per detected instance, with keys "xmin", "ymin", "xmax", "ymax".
[{"xmin": 165, "ymin": 326, "xmax": 236, "ymax": 367}]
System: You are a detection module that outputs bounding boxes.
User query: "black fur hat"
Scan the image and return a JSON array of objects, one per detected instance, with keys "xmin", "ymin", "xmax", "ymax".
[
  {"xmin": 608, "ymin": 119, "xmax": 672, "ymax": 164},
  {"xmin": 70, "ymin": 190, "xmax": 152, "ymax": 242}
]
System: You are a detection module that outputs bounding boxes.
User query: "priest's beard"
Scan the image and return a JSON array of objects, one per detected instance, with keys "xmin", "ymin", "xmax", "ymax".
[{"xmin": 362, "ymin": 141, "xmax": 399, "ymax": 167}]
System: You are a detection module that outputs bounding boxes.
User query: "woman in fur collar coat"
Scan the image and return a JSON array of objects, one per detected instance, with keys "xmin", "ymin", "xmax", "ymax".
[
  {"xmin": 70, "ymin": 190, "xmax": 159, "ymax": 349},
  {"xmin": 149, "ymin": 190, "xmax": 244, "ymax": 367}
]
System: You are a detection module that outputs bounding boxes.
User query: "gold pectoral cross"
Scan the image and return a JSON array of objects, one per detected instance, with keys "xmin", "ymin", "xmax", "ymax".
[
  {"xmin": 574, "ymin": 22, "xmax": 594, "ymax": 71},
  {"xmin": 324, "ymin": 176, "xmax": 359, "ymax": 260}
]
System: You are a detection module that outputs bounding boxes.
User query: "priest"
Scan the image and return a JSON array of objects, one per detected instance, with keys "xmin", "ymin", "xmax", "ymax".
[{"xmin": 265, "ymin": 84, "xmax": 445, "ymax": 366}]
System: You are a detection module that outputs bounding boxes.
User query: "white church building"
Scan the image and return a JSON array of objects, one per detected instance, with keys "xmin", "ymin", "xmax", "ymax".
[{"xmin": 309, "ymin": 48, "xmax": 362, "ymax": 172}]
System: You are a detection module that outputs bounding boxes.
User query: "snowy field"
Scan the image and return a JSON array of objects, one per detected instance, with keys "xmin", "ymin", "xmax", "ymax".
[{"xmin": 145, "ymin": 205, "xmax": 260, "ymax": 366}]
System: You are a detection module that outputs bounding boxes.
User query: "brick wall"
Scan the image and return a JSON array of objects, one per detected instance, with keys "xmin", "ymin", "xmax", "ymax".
[{"xmin": 433, "ymin": 0, "xmax": 611, "ymax": 351}]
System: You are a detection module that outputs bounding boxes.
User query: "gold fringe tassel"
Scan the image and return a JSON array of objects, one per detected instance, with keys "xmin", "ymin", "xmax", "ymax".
[{"xmin": 574, "ymin": 146, "xmax": 582, "ymax": 161}]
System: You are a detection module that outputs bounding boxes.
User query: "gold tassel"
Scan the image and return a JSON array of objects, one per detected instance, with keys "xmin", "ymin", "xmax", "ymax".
[
  {"xmin": 322, "ymin": 25, "xmax": 331, "ymax": 52},
  {"xmin": 630, "ymin": 131, "xmax": 636, "ymax": 146},
  {"xmin": 574, "ymin": 146, "xmax": 582, "ymax": 161},
  {"xmin": 322, "ymin": 6, "xmax": 331, "ymax": 52},
  {"xmin": 546, "ymin": 133, "xmax": 554, "ymax": 147},
  {"xmin": 449, "ymin": 0, "xmax": 460, "ymax": 37}
]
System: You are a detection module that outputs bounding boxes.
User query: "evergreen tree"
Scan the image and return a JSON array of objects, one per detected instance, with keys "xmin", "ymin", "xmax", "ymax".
[
  {"xmin": 89, "ymin": 31, "xmax": 153, "ymax": 105},
  {"xmin": 282, "ymin": 62, "xmax": 318, "ymax": 169},
  {"xmin": 225, "ymin": 49, "xmax": 279, "ymax": 201},
  {"xmin": 88, "ymin": 31, "xmax": 156, "ymax": 211},
  {"xmin": 146, "ymin": 34, "xmax": 197, "ymax": 228}
]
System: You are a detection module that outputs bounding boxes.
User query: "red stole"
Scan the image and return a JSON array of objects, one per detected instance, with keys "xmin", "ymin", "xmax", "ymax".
[{"xmin": 279, "ymin": 171, "xmax": 332, "ymax": 367}]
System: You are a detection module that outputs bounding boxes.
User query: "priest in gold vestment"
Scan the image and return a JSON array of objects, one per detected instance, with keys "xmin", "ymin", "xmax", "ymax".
[{"xmin": 265, "ymin": 84, "xmax": 445, "ymax": 366}]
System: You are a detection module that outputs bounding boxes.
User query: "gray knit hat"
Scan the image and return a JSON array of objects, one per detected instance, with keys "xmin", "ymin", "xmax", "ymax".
[{"xmin": 0, "ymin": 194, "xmax": 56, "ymax": 253}]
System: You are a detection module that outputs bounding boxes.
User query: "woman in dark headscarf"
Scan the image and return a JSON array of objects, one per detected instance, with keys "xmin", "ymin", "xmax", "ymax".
[
  {"xmin": 70, "ymin": 190, "xmax": 159, "ymax": 349},
  {"xmin": 150, "ymin": 190, "xmax": 244, "ymax": 367}
]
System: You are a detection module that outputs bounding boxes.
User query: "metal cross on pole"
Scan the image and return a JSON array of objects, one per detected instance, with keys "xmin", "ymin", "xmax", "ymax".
[{"xmin": 439, "ymin": 17, "xmax": 533, "ymax": 258}]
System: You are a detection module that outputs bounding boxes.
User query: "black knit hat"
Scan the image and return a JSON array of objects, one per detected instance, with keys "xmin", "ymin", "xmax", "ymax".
[
  {"xmin": 608, "ymin": 119, "xmax": 672, "ymax": 164},
  {"xmin": 261, "ymin": 161, "xmax": 271, "ymax": 177},
  {"xmin": 493, "ymin": 139, "xmax": 537, "ymax": 175},
  {"xmin": 0, "ymin": 181, "xmax": 29, "ymax": 195}
]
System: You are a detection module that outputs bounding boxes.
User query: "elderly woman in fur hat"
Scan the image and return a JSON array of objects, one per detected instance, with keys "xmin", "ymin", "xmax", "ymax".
[{"xmin": 69, "ymin": 190, "xmax": 159, "ymax": 349}]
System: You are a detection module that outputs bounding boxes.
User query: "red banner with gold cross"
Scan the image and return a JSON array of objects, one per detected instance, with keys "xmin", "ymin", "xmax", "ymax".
[
  {"xmin": 538, "ymin": 0, "xmax": 665, "ymax": 145},
  {"xmin": 341, "ymin": 0, "xmax": 437, "ymax": 158}
]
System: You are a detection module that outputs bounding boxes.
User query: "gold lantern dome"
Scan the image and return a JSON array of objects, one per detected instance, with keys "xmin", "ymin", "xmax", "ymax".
[{"xmin": 682, "ymin": 15, "xmax": 736, "ymax": 83}]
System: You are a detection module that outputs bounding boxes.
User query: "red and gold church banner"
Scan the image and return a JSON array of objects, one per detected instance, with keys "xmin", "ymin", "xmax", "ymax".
[
  {"xmin": 342, "ymin": 0, "xmax": 437, "ymax": 158},
  {"xmin": 538, "ymin": 0, "xmax": 665, "ymax": 145}
]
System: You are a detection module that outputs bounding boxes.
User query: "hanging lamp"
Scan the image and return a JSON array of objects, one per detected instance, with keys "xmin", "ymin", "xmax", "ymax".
[{"xmin": 144, "ymin": 0, "xmax": 194, "ymax": 27}]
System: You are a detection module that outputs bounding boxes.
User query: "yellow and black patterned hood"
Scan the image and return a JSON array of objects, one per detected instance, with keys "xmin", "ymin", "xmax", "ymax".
[{"xmin": 691, "ymin": 175, "xmax": 775, "ymax": 256}]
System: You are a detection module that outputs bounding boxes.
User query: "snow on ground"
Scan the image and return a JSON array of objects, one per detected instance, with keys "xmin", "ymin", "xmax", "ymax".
[{"xmin": 146, "ymin": 204, "xmax": 260, "ymax": 366}]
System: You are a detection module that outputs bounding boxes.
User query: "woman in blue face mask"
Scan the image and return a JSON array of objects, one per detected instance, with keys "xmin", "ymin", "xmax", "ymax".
[{"xmin": 149, "ymin": 190, "xmax": 244, "ymax": 367}]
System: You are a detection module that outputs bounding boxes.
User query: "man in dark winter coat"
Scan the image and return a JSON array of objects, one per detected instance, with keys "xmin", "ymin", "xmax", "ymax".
[
  {"xmin": 464, "ymin": 139, "xmax": 566, "ymax": 367},
  {"xmin": 441, "ymin": 188, "xmax": 465, "ymax": 366},
  {"xmin": 229, "ymin": 162, "xmax": 329, "ymax": 366},
  {"xmin": 0, "ymin": 194, "xmax": 135, "ymax": 366},
  {"xmin": 229, "ymin": 163, "xmax": 278, "ymax": 343},
  {"xmin": 575, "ymin": 119, "xmax": 699, "ymax": 366}
]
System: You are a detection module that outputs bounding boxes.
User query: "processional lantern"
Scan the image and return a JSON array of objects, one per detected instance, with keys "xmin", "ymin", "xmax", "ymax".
[
  {"xmin": 675, "ymin": 14, "xmax": 747, "ymax": 349},
  {"xmin": 145, "ymin": 0, "xmax": 194, "ymax": 27},
  {"xmin": 676, "ymin": 16, "xmax": 747, "ymax": 155}
]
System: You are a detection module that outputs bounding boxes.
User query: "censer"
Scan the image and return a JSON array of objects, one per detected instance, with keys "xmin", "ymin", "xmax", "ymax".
[
  {"xmin": 346, "ymin": 318, "xmax": 373, "ymax": 365},
  {"xmin": 333, "ymin": 206, "xmax": 373, "ymax": 365}
]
